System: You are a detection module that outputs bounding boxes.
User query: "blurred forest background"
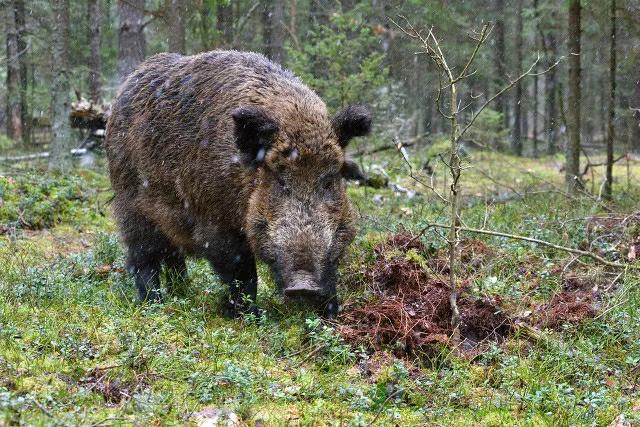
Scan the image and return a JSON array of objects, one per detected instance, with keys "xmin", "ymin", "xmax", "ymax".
[{"xmin": 1, "ymin": 0, "xmax": 639, "ymax": 186}]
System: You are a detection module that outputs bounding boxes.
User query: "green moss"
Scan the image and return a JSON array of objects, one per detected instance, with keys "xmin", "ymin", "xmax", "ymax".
[{"xmin": 1, "ymin": 153, "xmax": 640, "ymax": 425}]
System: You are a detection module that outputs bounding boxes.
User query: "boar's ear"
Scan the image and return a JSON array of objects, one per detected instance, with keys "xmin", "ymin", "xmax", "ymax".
[
  {"xmin": 232, "ymin": 106, "xmax": 279, "ymax": 166},
  {"xmin": 341, "ymin": 157, "xmax": 366, "ymax": 182},
  {"xmin": 332, "ymin": 105, "xmax": 372, "ymax": 148}
]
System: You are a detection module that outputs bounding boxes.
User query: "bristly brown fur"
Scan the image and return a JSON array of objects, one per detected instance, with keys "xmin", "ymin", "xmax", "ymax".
[{"xmin": 105, "ymin": 50, "xmax": 371, "ymax": 317}]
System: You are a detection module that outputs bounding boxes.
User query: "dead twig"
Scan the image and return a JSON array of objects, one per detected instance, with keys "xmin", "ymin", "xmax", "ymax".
[{"xmin": 427, "ymin": 222, "xmax": 636, "ymax": 269}]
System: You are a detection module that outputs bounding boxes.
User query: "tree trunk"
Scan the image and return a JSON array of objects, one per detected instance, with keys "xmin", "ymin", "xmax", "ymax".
[
  {"xmin": 15, "ymin": 0, "xmax": 28, "ymax": 144},
  {"xmin": 5, "ymin": 1, "xmax": 22, "ymax": 141},
  {"xmin": 117, "ymin": 0, "xmax": 145, "ymax": 82},
  {"xmin": 494, "ymin": 0, "xmax": 507, "ymax": 130},
  {"xmin": 216, "ymin": 1, "xmax": 233, "ymax": 48},
  {"xmin": 48, "ymin": 0, "xmax": 72, "ymax": 171},
  {"xmin": 532, "ymin": 0, "xmax": 539, "ymax": 157},
  {"xmin": 632, "ymin": 78, "xmax": 640, "ymax": 153},
  {"xmin": 604, "ymin": 0, "xmax": 616, "ymax": 200},
  {"xmin": 262, "ymin": 0, "xmax": 286, "ymax": 65},
  {"xmin": 412, "ymin": 54, "xmax": 426, "ymax": 137},
  {"xmin": 512, "ymin": 0, "xmax": 524, "ymax": 155},
  {"xmin": 88, "ymin": 0, "xmax": 102, "ymax": 104},
  {"xmin": 199, "ymin": 1, "xmax": 212, "ymax": 51},
  {"xmin": 566, "ymin": 0, "xmax": 581, "ymax": 192},
  {"xmin": 166, "ymin": 0, "xmax": 185, "ymax": 53},
  {"xmin": 544, "ymin": 32, "xmax": 558, "ymax": 154},
  {"xmin": 309, "ymin": 0, "xmax": 331, "ymax": 28}
]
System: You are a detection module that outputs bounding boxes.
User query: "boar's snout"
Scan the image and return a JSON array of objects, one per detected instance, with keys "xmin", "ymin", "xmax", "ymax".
[{"xmin": 283, "ymin": 271, "xmax": 325, "ymax": 299}]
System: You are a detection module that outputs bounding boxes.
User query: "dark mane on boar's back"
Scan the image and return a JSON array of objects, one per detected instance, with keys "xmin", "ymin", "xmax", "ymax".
[{"xmin": 106, "ymin": 50, "xmax": 372, "ymax": 318}]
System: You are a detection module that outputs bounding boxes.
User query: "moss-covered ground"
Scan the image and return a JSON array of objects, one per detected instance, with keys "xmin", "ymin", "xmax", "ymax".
[{"xmin": 2, "ymin": 147, "xmax": 640, "ymax": 426}]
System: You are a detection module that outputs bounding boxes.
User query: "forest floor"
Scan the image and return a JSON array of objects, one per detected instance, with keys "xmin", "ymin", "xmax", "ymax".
[{"xmin": 2, "ymin": 145, "xmax": 640, "ymax": 426}]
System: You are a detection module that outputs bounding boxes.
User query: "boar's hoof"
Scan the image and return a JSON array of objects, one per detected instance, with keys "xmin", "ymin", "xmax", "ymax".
[
  {"xmin": 138, "ymin": 289, "xmax": 163, "ymax": 304},
  {"xmin": 323, "ymin": 301, "xmax": 339, "ymax": 320},
  {"xmin": 222, "ymin": 299, "xmax": 259, "ymax": 319}
]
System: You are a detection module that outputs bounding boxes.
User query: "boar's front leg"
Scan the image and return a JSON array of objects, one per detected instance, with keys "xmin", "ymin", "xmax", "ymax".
[
  {"xmin": 207, "ymin": 238, "xmax": 258, "ymax": 318},
  {"xmin": 127, "ymin": 250, "xmax": 162, "ymax": 303}
]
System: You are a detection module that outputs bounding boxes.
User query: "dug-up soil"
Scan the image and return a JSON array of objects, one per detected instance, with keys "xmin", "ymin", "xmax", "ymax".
[{"xmin": 337, "ymin": 233, "xmax": 600, "ymax": 359}]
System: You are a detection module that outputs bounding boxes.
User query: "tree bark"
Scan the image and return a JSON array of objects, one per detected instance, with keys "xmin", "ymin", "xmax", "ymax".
[
  {"xmin": 262, "ymin": 0, "xmax": 286, "ymax": 65},
  {"xmin": 566, "ymin": 0, "xmax": 582, "ymax": 192},
  {"xmin": 5, "ymin": 0, "xmax": 22, "ymax": 141},
  {"xmin": 199, "ymin": 0, "xmax": 212, "ymax": 51},
  {"xmin": 309, "ymin": 0, "xmax": 331, "ymax": 28},
  {"xmin": 117, "ymin": 0, "xmax": 145, "ymax": 82},
  {"xmin": 88, "ymin": 0, "xmax": 102, "ymax": 104},
  {"xmin": 632, "ymin": 78, "xmax": 640, "ymax": 153},
  {"xmin": 166, "ymin": 0, "xmax": 185, "ymax": 53},
  {"xmin": 604, "ymin": 0, "xmax": 616, "ymax": 200},
  {"xmin": 512, "ymin": 0, "xmax": 524, "ymax": 156},
  {"xmin": 216, "ymin": 1, "xmax": 233, "ymax": 48},
  {"xmin": 15, "ymin": 0, "xmax": 28, "ymax": 144},
  {"xmin": 532, "ymin": 0, "xmax": 539, "ymax": 156},
  {"xmin": 494, "ymin": 0, "xmax": 507, "ymax": 130},
  {"xmin": 48, "ymin": 0, "xmax": 72, "ymax": 171},
  {"xmin": 544, "ymin": 32, "xmax": 558, "ymax": 154}
]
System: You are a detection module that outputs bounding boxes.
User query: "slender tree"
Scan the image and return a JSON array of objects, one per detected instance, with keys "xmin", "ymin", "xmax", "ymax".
[
  {"xmin": 494, "ymin": 0, "xmax": 507, "ymax": 130},
  {"xmin": 216, "ymin": 1, "xmax": 233, "ymax": 48},
  {"xmin": 15, "ymin": 0, "xmax": 28, "ymax": 144},
  {"xmin": 117, "ymin": 0, "xmax": 145, "ymax": 81},
  {"xmin": 512, "ymin": 0, "xmax": 524, "ymax": 155},
  {"xmin": 166, "ymin": 0, "xmax": 185, "ymax": 53},
  {"xmin": 543, "ymin": 30, "xmax": 558, "ymax": 154},
  {"xmin": 566, "ymin": 0, "xmax": 582, "ymax": 192},
  {"xmin": 5, "ymin": 0, "xmax": 22, "ymax": 141},
  {"xmin": 262, "ymin": 0, "xmax": 286, "ymax": 65},
  {"xmin": 88, "ymin": 0, "xmax": 102, "ymax": 103},
  {"xmin": 49, "ymin": 0, "xmax": 72, "ymax": 171},
  {"xmin": 199, "ymin": 0, "xmax": 212, "ymax": 50},
  {"xmin": 633, "ymin": 78, "xmax": 640, "ymax": 154},
  {"xmin": 604, "ymin": 0, "xmax": 617, "ymax": 200},
  {"xmin": 532, "ymin": 0, "xmax": 539, "ymax": 156}
]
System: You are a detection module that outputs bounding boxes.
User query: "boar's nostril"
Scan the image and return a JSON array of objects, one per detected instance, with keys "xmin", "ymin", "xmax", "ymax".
[{"xmin": 284, "ymin": 272, "xmax": 322, "ymax": 298}]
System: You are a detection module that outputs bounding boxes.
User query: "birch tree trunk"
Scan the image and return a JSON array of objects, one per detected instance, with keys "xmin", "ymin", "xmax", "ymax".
[{"xmin": 48, "ymin": 0, "xmax": 72, "ymax": 171}]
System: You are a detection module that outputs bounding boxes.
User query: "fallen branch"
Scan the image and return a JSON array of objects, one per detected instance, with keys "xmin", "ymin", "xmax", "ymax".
[
  {"xmin": 0, "ymin": 152, "xmax": 49, "ymax": 162},
  {"xmin": 353, "ymin": 141, "xmax": 415, "ymax": 157},
  {"xmin": 426, "ymin": 223, "xmax": 635, "ymax": 269}
]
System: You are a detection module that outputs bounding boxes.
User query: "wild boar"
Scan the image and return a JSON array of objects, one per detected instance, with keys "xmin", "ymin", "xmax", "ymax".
[{"xmin": 105, "ymin": 50, "xmax": 371, "ymax": 318}]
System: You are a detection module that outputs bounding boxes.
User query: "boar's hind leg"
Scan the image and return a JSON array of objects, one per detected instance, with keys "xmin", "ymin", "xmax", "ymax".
[
  {"xmin": 164, "ymin": 253, "xmax": 189, "ymax": 297},
  {"xmin": 122, "ymin": 214, "xmax": 173, "ymax": 303},
  {"xmin": 207, "ymin": 241, "xmax": 258, "ymax": 318}
]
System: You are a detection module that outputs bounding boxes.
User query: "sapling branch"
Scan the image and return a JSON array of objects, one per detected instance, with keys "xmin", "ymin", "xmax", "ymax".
[
  {"xmin": 426, "ymin": 223, "xmax": 636, "ymax": 269},
  {"xmin": 391, "ymin": 16, "xmax": 565, "ymax": 333}
]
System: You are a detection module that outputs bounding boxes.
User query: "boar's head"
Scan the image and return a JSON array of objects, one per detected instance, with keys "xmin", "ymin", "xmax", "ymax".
[{"xmin": 232, "ymin": 103, "xmax": 371, "ymax": 317}]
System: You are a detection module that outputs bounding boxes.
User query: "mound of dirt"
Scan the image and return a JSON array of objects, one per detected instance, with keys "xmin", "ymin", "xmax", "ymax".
[
  {"xmin": 338, "ymin": 233, "xmax": 604, "ymax": 358},
  {"xmin": 538, "ymin": 290, "xmax": 596, "ymax": 329},
  {"xmin": 338, "ymin": 234, "xmax": 509, "ymax": 358}
]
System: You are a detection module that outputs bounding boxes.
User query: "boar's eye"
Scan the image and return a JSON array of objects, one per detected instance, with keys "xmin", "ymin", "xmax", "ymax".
[{"xmin": 321, "ymin": 175, "xmax": 339, "ymax": 194}]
